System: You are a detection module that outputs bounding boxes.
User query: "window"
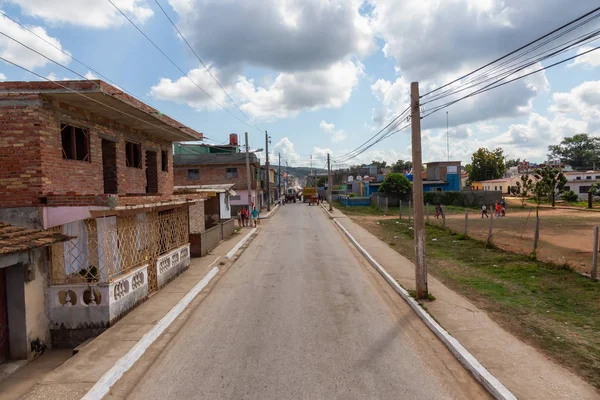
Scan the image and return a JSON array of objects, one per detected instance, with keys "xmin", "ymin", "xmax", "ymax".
[
  {"xmin": 580, "ymin": 186, "xmax": 591, "ymax": 194},
  {"xmin": 564, "ymin": 186, "xmax": 570, "ymax": 192},
  {"xmin": 161, "ymin": 150, "xmax": 168, "ymax": 172},
  {"xmin": 125, "ymin": 142, "xmax": 142, "ymax": 168},
  {"xmin": 226, "ymin": 167, "xmax": 238, "ymax": 178},
  {"xmin": 188, "ymin": 168, "xmax": 199, "ymax": 180},
  {"xmin": 576, "ymin": 176, "xmax": 581, "ymax": 180},
  {"xmin": 495, "ymin": 186, "xmax": 498, "ymax": 191},
  {"xmin": 586, "ymin": 176, "xmax": 592, "ymax": 180},
  {"xmin": 596, "ymin": 176, "xmax": 600, "ymax": 180},
  {"xmin": 61, "ymin": 123, "xmax": 89, "ymax": 161}
]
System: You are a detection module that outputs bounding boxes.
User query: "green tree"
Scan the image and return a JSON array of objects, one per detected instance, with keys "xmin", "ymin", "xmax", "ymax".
[
  {"xmin": 392, "ymin": 159, "xmax": 412, "ymax": 173},
  {"xmin": 378, "ymin": 173, "xmax": 412, "ymax": 195},
  {"xmin": 514, "ymin": 174, "xmax": 534, "ymax": 207},
  {"xmin": 548, "ymin": 134, "xmax": 600, "ymax": 170},
  {"xmin": 533, "ymin": 166, "xmax": 567, "ymax": 207},
  {"xmin": 589, "ymin": 183, "xmax": 600, "ymax": 209},
  {"xmin": 505, "ymin": 158, "xmax": 521, "ymax": 168},
  {"xmin": 468, "ymin": 148, "xmax": 507, "ymax": 182},
  {"xmin": 561, "ymin": 190, "xmax": 579, "ymax": 203},
  {"xmin": 316, "ymin": 176, "xmax": 327, "ymax": 187}
]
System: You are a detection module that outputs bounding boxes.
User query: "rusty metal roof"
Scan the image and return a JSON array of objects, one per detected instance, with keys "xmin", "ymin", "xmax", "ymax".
[{"xmin": 0, "ymin": 222, "xmax": 72, "ymax": 256}]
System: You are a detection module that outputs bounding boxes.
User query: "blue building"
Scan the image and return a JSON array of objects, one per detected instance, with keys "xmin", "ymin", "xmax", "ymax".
[{"xmin": 422, "ymin": 161, "xmax": 462, "ymax": 192}]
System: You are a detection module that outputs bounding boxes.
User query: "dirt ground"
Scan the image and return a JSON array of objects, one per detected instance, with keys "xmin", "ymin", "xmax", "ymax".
[{"xmin": 430, "ymin": 206, "xmax": 599, "ymax": 274}]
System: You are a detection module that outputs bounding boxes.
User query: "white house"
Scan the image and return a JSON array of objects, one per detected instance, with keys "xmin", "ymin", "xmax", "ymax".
[{"xmin": 564, "ymin": 171, "xmax": 600, "ymax": 200}]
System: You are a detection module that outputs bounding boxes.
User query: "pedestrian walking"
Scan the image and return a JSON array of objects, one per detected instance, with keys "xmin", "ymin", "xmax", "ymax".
[
  {"xmin": 241, "ymin": 207, "xmax": 249, "ymax": 227},
  {"xmin": 495, "ymin": 202, "xmax": 502, "ymax": 218},
  {"xmin": 251, "ymin": 207, "xmax": 259, "ymax": 227},
  {"xmin": 237, "ymin": 209, "xmax": 243, "ymax": 227},
  {"xmin": 481, "ymin": 204, "xmax": 489, "ymax": 218},
  {"xmin": 501, "ymin": 198, "xmax": 506, "ymax": 217},
  {"xmin": 434, "ymin": 204, "xmax": 440, "ymax": 219}
]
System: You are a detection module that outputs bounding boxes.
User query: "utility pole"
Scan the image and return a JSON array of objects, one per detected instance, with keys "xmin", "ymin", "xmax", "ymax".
[
  {"xmin": 278, "ymin": 153, "xmax": 281, "ymax": 204},
  {"xmin": 265, "ymin": 131, "xmax": 270, "ymax": 211},
  {"xmin": 411, "ymin": 82, "xmax": 428, "ymax": 299},
  {"xmin": 245, "ymin": 132, "xmax": 252, "ymax": 211},
  {"xmin": 327, "ymin": 153, "xmax": 333, "ymax": 211},
  {"xmin": 446, "ymin": 111, "xmax": 450, "ymax": 162}
]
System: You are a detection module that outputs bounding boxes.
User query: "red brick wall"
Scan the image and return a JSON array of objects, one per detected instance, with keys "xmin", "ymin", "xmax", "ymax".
[
  {"xmin": 0, "ymin": 97, "xmax": 44, "ymax": 207},
  {"xmin": 174, "ymin": 163, "xmax": 258, "ymax": 190},
  {"xmin": 0, "ymin": 94, "xmax": 175, "ymax": 207}
]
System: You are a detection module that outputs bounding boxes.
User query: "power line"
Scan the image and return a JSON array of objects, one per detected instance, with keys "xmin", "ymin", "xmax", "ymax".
[
  {"xmin": 107, "ymin": 0, "xmax": 261, "ymax": 132},
  {"xmin": 421, "ymin": 45, "xmax": 600, "ymax": 120},
  {"xmin": 420, "ymin": 5, "xmax": 600, "ymax": 98},
  {"xmin": 152, "ymin": 0, "xmax": 260, "ymax": 132},
  {"xmin": 0, "ymin": 55, "xmax": 200, "ymax": 139}
]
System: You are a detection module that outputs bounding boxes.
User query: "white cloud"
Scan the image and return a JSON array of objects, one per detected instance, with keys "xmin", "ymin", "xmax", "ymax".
[
  {"xmin": 6, "ymin": 0, "xmax": 153, "ymax": 28},
  {"xmin": 0, "ymin": 73, "xmax": 6, "ymax": 81},
  {"xmin": 319, "ymin": 120, "xmax": 347, "ymax": 142},
  {"xmin": 550, "ymin": 80, "xmax": 600, "ymax": 134},
  {"xmin": 569, "ymin": 47, "xmax": 600, "ymax": 69},
  {"xmin": 151, "ymin": 60, "xmax": 362, "ymax": 121},
  {"xmin": 167, "ymin": 0, "xmax": 373, "ymax": 76},
  {"xmin": 0, "ymin": 12, "xmax": 72, "ymax": 70},
  {"xmin": 84, "ymin": 71, "xmax": 98, "ymax": 79}
]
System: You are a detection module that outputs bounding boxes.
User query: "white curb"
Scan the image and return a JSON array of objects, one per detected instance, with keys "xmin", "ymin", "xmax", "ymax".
[
  {"xmin": 259, "ymin": 204, "xmax": 279, "ymax": 219},
  {"xmin": 225, "ymin": 228, "xmax": 257, "ymax": 259},
  {"xmin": 323, "ymin": 204, "xmax": 517, "ymax": 400},
  {"xmin": 81, "ymin": 259, "xmax": 221, "ymax": 400}
]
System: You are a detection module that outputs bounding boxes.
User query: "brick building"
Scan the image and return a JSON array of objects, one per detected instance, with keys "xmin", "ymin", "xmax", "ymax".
[
  {"xmin": 174, "ymin": 150, "xmax": 263, "ymax": 214},
  {"xmin": 0, "ymin": 80, "xmax": 206, "ymax": 351}
]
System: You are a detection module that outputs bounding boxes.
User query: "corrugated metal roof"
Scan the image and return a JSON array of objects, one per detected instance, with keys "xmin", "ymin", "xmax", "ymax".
[{"xmin": 0, "ymin": 222, "xmax": 72, "ymax": 256}]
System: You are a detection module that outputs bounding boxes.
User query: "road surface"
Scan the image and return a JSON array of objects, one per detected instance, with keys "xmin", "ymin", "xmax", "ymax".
[{"xmin": 127, "ymin": 203, "xmax": 489, "ymax": 399}]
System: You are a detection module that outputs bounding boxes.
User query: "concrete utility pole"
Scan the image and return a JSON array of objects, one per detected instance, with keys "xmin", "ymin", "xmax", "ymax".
[
  {"xmin": 278, "ymin": 153, "xmax": 281, "ymax": 204},
  {"xmin": 411, "ymin": 82, "xmax": 428, "ymax": 299},
  {"xmin": 327, "ymin": 153, "xmax": 333, "ymax": 211},
  {"xmin": 245, "ymin": 132, "xmax": 252, "ymax": 210},
  {"xmin": 265, "ymin": 131, "xmax": 270, "ymax": 211}
]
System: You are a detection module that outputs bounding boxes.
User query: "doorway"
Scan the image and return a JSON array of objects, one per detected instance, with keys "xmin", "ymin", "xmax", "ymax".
[
  {"xmin": 146, "ymin": 151, "xmax": 158, "ymax": 194},
  {"xmin": 0, "ymin": 268, "xmax": 8, "ymax": 363},
  {"xmin": 101, "ymin": 139, "xmax": 118, "ymax": 194}
]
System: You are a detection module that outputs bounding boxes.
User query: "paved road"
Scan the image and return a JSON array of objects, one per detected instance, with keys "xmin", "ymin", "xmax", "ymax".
[{"xmin": 127, "ymin": 204, "xmax": 488, "ymax": 399}]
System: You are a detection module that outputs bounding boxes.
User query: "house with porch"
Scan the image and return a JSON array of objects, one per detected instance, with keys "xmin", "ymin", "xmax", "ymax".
[{"xmin": 0, "ymin": 80, "xmax": 206, "ymax": 351}]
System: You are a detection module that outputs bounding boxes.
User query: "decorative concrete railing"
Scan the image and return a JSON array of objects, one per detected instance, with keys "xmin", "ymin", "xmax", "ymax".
[
  {"xmin": 156, "ymin": 244, "xmax": 191, "ymax": 288},
  {"xmin": 48, "ymin": 264, "xmax": 149, "ymax": 330}
]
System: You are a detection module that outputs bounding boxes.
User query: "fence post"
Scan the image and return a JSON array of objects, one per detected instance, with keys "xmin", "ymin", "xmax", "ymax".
[
  {"xmin": 465, "ymin": 208, "xmax": 468, "ymax": 236},
  {"xmin": 399, "ymin": 200, "xmax": 402, "ymax": 219},
  {"xmin": 425, "ymin": 203, "xmax": 429, "ymax": 223},
  {"xmin": 533, "ymin": 208, "xmax": 540, "ymax": 255},
  {"xmin": 441, "ymin": 205, "xmax": 446, "ymax": 228},
  {"xmin": 409, "ymin": 200, "xmax": 412, "ymax": 221},
  {"xmin": 486, "ymin": 213, "xmax": 494, "ymax": 247},
  {"xmin": 385, "ymin": 197, "xmax": 389, "ymax": 215},
  {"xmin": 592, "ymin": 226, "xmax": 598, "ymax": 279}
]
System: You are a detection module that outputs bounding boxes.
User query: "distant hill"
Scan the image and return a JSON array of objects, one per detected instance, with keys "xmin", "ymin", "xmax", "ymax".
[{"xmin": 284, "ymin": 167, "xmax": 327, "ymax": 179}]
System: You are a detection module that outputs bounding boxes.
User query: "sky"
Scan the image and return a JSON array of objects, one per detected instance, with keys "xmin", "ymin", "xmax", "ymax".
[{"xmin": 0, "ymin": 0, "xmax": 599, "ymax": 170}]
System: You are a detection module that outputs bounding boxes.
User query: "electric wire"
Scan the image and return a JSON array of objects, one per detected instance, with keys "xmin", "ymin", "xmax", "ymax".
[{"xmin": 107, "ymin": 0, "xmax": 261, "ymax": 132}]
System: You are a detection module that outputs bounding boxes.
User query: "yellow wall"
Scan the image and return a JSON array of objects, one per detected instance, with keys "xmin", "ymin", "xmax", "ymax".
[{"xmin": 471, "ymin": 181, "xmax": 483, "ymax": 190}]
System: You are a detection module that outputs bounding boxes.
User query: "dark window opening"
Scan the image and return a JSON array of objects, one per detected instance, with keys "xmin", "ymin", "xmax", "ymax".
[
  {"xmin": 586, "ymin": 176, "xmax": 592, "ymax": 180},
  {"xmin": 576, "ymin": 176, "xmax": 581, "ymax": 180},
  {"xmin": 102, "ymin": 139, "xmax": 118, "ymax": 194},
  {"xmin": 188, "ymin": 168, "xmax": 200, "ymax": 180},
  {"xmin": 226, "ymin": 167, "xmax": 238, "ymax": 178},
  {"xmin": 126, "ymin": 142, "xmax": 142, "ymax": 168},
  {"xmin": 161, "ymin": 150, "xmax": 168, "ymax": 172},
  {"xmin": 564, "ymin": 186, "xmax": 570, "ymax": 192},
  {"xmin": 61, "ymin": 123, "xmax": 89, "ymax": 161},
  {"xmin": 580, "ymin": 186, "xmax": 591, "ymax": 194}
]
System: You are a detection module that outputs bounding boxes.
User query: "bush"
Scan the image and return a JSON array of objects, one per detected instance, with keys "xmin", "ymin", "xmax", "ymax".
[
  {"xmin": 379, "ymin": 173, "xmax": 412, "ymax": 195},
  {"xmin": 561, "ymin": 190, "xmax": 579, "ymax": 203},
  {"xmin": 348, "ymin": 193, "xmax": 357, "ymax": 198}
]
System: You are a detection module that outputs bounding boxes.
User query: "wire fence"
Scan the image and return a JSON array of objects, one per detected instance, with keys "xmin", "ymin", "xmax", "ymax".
[{"xmin": 369, "ymin": 199, "xmax": 598, "ymax": 275}]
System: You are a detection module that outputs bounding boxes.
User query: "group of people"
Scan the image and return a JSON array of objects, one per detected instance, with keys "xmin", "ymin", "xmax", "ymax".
[
  {"xmin": 481, "ymin": 199, "xmax": 507, "ymax": 218},
  {"xmin": 237, "ymin": 207, "xmax": 260, "ymax": 228},
  {"xmin": 434, "ymin": 203, "xmax": 445, "ymax": 219}
]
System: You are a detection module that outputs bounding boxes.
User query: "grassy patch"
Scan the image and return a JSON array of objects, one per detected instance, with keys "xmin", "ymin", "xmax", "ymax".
[{"xmin": 356, "ymin": 218, "xmax": 600, "ymax": 388}]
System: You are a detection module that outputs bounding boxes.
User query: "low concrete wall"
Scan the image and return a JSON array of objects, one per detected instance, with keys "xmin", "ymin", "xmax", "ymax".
[
  {"xmin": 424, "ymin": 190, "xmax": 502, "ymax": 206},
  {"xmin": 201, "ymin": 224, "xmax": 222, "ymax": 256},
  {"xmin": 221, "ymin": 219, "xmax": 235, "ymax": 240},
  {"xmin": 157, "ymin": 244, "xmax": 191, "ymax": 289}
]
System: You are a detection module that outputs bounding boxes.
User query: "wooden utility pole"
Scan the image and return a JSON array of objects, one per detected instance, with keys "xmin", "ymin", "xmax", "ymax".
[
  {"xmin": 411, "ymin": 82, "xmax": 428, "ymax": 299},
  {"xmin": 265, "ymin": 131, "xmax": 270, "ymax": 211},
  {"xmin": 245, "ymin": 132, "xmax": 253, "ymax": 211},
  {"xmin": 278, "ymin": 153, "xmax": 281, "ymax": 204},
  {"xmin": 592, "ymin": 226, "xmax": 599, "ymax": 280},
  {"xmin": 327, "ymin": 153, "xmax": 333, "ymax": 211}
]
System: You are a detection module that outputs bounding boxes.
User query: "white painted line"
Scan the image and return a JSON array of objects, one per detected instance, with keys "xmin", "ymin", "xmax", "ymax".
[
  {"xmin": 331, "ymin": 218, "xmax": 517, "ymax": 400},
  {"xmin": 225, "ymin": 228, "xmax": 257, "ymax": 259},
  {"xmin": 81, "ymin": 259, "xmax": 221, "ymax": 400}
]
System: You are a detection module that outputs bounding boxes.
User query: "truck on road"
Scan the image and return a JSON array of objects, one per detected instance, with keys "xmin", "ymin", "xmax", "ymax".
[{"xmin": 302, "ymin": 187, "xmax": 317, "ymax": 203}]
